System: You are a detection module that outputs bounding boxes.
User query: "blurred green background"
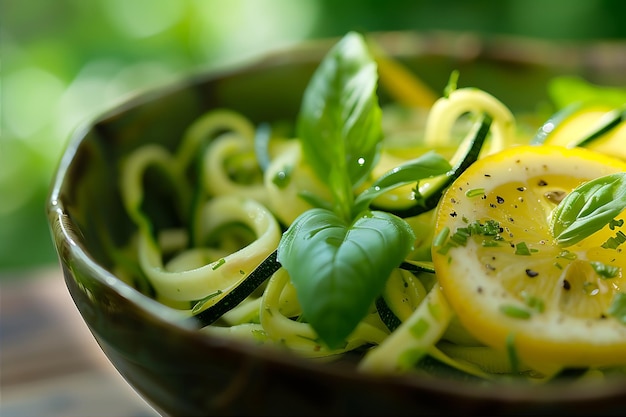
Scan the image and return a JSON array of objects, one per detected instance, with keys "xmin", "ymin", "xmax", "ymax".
[{"xmin": 3, "ymin": 0, "xmax": 626, "ymax": 273}]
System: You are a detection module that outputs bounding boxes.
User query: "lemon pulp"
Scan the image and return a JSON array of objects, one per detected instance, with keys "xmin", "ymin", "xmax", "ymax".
[{"xmin": 432, "ymin": 145, "xmax": 626, "ymax": 369}]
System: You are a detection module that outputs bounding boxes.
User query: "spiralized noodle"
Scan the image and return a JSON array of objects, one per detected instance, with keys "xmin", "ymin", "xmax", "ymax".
[
  {"xmin": 116, "ymin": 69, "xmax": 624, "ymax": 382},
  {"xmin": 423, "ymin": 87, "xmax": 516, "ymax": 151}
]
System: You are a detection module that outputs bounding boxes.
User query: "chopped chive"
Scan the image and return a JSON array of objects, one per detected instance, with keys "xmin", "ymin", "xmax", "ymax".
[
  {"xmin": 433, "ymin": 226, "xmax": 450, "ymax": 247},
  {"xmin": 601, "ymin": 230, "xmax": 626, "ymax": 249},
  {"xmin": 482, "ymin": 219, "xmax": 502, "ymax": 235},
  {"xmin": 211, "ymin": 258, "xmax": 226, "ymax": 270},
  {"xmin": 450, "ymin": 228, "xmax": 470, "ymax": 245},
  {"xmin": 515, "ymin": 242, "xmax": 531, "ymax": 256},
  {"xmin": 438, "ymin": 220, "xmax": 504, "ymax": 253},
  {"xmin": 609, "ymin": 219, "xmax": 624, "ymax": 230},
  {"xmin": 500, "ymin": 304, "xmax": 532, "ymax": 319},
  {"xmin": 465, "ymin": 188, "xmax": 485, "ymax": 198}
]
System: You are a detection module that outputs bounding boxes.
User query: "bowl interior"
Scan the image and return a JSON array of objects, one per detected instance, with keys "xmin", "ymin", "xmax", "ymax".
[{"xmin": 48, "ymin": 31, "xmax": 626, "ymax": 416}]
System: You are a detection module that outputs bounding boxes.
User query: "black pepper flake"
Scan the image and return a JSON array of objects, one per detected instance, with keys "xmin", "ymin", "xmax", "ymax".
[
  {"xmin": 486, "ymin": 264, "xmax": 496, "ymax": 271},
  {"xmin": 538, "ymin": 179, "xmax": 548, "ymax": 186},
  {"xmin": 496, "ymin": 196, "xmax": 505, "ymax": 204},
  {"xmin": 562, "ymin": 279, "xmax": 571, "ymax": 290},
  {"xmin": 516, "ymin": 186, "xmax": 526, "ymax": 192},
  {"xmin": 477, "ymin": 286, "xmax": 484, "ymax": 294},
  {"xmin": 481, "ymin": 195, "xmax": 487, "ymax": 200},
  {"xmin": 509, "ymin": 217, "xmax": 515, "ymax": 223},
  {"xmin": 484, "ymin": 174, "xmax": 491, "ymax": 177},
  {"xmin": 450, "ymin": 211, "xmax": 457, "ymax": 217},
  {"xmin": 489, "ymin": 203, "xmax": 497, "ymax": 208},
  {"xmin": 525, "ymin": 269, "xmax": 539, "ymax": 277}
]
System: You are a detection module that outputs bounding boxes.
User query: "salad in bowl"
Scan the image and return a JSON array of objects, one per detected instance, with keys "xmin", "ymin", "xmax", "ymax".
[{"xmin": 48, "ymin": 31, "xmax": 626, "ymax": 416}]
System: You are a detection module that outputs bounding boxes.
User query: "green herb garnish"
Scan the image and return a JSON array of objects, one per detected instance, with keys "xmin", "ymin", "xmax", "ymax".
[
  {"xmin": 500, "ymin": 304, "xmax": 532, "ymax": 319},
  {"xmin": 589, "ymin": 261, "xmax": 620, "ymax": 279},
  {"xmin": 551, "ymin": 172, "xmax": 626, "ymax": 247},
  {"xmin": 277, "ymin": 32, "xmax": 451, "ymax": 349}
]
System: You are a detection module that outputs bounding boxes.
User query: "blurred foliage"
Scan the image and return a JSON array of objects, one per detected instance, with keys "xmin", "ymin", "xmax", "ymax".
[{"xmin": 2, "ymin": 0, "xmax": 626, "ymax": 272}]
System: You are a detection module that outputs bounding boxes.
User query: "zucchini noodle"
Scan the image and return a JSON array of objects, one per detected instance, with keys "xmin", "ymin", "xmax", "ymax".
[
  {"xmin": 114, "ymin": 50, "xmax": 625, "ymax": 384},
  {"xmin": 116, "ymin": 98, "xmax": 548, "ymax": 378},
  {"xmin": 263, "ymin": 140, "xmax": 333, "ymax": 225},
  {"xmin": 136, "ymin": 195, "xmax": 280, "ymax": 302},
  {"xmin": 359, "ymin": 285, "xmax": 453, "ymax": 374},
  {"xmin": 201, "ymin": 132, "xmax": 268, "ymax": 204},
  {"xmin": 259, "ymin": 268, "xmax": 389, "ymax": 358},
  {"xmin": 423, "ymin": 87, "xmax": 516, "ymax": 152}
]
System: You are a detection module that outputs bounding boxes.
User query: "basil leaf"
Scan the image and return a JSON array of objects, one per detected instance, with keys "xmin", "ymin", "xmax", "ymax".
[
  {"xmin": 277, "ymin": 208, "xmax": 415, "ymax": 348},
  {"xmin": 551, "ymin": 172, "xmax": 626, "ymax": 246},
  {"xmin": 353, "ymin": 151, "xmax": 451, "ymax": 214},
  {"xmin": 297, "ymin": 31, "xmax": 382, "ymax": 218}
]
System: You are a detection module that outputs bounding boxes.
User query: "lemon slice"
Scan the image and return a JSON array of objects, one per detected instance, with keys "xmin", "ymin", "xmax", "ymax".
[{"xmin": 432, "ymin": 145, "xmax": 626, "ymax": 370}]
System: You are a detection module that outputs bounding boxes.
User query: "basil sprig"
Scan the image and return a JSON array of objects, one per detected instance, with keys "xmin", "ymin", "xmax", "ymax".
[
  {"xmin": 551, "ymin": 172, "xmax": 626, "ymax": 246},
  {"xmin": 277, "ymin": 32, "xmax": 451, "ymax": 348},
  {"xmin": 296, "ymin": 31, "xmax": 383, "ymax": 221}
]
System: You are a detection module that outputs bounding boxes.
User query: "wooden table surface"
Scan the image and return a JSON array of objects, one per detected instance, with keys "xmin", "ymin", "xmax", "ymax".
[{"xmin": 0, "ymin": 266, "xmax": 160, "ymax": 417}]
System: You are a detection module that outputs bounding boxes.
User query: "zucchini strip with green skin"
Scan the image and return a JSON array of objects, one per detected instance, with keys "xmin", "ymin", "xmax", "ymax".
[
  {"xmin": 259, "ymin": 267, "xmax": 389, "ymax": 357},
  {"xmin": 532, "ymin": 104, "xmax": 625, "ymax": 147},
  {"xmin": 194, "ymin": 250, "xmax": 281, "ymax": 327},
  {"xmin": 359, "ymin": 285, "xmax": 454, "ymax": 374},
  {"xmin": 136, "ymin": 195, "xmax": 281, "ymax": 302},
  {"xmin": 400, "ymin": 259, "xmax": 436, "ymax": 274},
  {"xmin": 377, "ymin": 268, "xmax": 429, "ymax": 331},
  {"xmin": 375, "ymin": 296, "xmax": 402, "ymax": 332},
  {"xmin": 372, "ymin": 114, "xmax": 492, "ymax": 218},
  {"xmin": 575, "ymin": 106, "xmax": 625, "ymax": 147},
  {"xmin": 377, "ymin": 264, "xmax": 434, "ymax": 332},
  {"xmin": 531, "ymin": 102, "xmax": 584, "ymax": 145}
]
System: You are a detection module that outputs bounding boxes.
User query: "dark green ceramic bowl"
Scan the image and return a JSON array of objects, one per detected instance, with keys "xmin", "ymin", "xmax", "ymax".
[{"xmin": 47, "ymin": 31, "xmax": 626, "ymax": 416}]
